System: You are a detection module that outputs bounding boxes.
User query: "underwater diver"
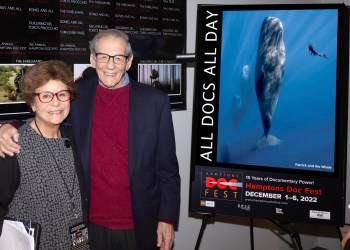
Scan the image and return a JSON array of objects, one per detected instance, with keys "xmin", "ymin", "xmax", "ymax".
[{"xmin": 308, "ymin": 43, "xmax": 327, "ymax": 59}]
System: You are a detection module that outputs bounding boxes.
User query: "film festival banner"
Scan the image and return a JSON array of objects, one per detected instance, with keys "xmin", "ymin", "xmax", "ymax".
[
  {"xmin": 190, "ymin": 4, "xmax": 349, "ymax": 226},
  {"xmin": 0, "ymin": 0, "xmax": 186, "ymax": 120},
  {"xmin": 191, "ymin": 166, "xmax": 342, "ymax": 224}
]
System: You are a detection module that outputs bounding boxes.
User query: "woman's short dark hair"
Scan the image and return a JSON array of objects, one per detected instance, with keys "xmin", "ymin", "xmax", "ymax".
[{"xmin": 20, "ymin": 60, "xmax": 76, "ymax": 106}]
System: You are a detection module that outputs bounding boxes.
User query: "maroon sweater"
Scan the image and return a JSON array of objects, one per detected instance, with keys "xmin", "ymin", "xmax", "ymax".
[{"xmin": 89, "ymin": 84, "xmax": 134, "ymax": 229}]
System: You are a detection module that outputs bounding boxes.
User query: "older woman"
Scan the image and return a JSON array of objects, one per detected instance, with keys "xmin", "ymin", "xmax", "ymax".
[{"xmin": 0, "ymin": 60, "xmax": 88, "ymax": 249}]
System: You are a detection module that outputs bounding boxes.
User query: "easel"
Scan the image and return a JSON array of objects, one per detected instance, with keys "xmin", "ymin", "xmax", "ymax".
[
  {"xmin": 269, "ymin": 220, "xmax": 303, "ymax": 250},
  {"xmin": 194, "ymin": 214, "xmax": 212, "ymax": 250},
  {"xmin": 194, "ymin": 214, "xmax": 304, "ymax": 250}
]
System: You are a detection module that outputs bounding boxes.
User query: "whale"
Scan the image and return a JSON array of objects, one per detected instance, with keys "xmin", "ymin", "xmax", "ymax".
[
  {"xmin": 254, "ymin": 16, "xmax": 285, "ymax": 149},
  {"xmin": 232, "ymin": 64, "xmax": 252, "ymax": 128}
]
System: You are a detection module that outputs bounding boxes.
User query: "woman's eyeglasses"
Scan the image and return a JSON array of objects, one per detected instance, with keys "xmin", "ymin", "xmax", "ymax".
[{"xmin": 34, "ymin": 90, "xmax": 72, "ymax": 103}]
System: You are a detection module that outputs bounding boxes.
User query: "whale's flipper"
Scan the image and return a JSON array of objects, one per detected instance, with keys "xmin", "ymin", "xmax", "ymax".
[{"xmin": 253, "ymin": 134, "xmax": 283, "ymax": 150}]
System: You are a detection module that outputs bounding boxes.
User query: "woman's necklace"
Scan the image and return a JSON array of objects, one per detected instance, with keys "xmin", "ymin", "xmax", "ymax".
[{"xmin": 34, "ymin": 119, "xmax": 78, "ymax": 218}]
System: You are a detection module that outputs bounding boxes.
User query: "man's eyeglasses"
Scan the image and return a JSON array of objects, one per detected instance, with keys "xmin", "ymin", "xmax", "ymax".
[
  {"xmin": 34, "ymin": 90, "xmax": 72, "ymax": 103},
  {"xmin": 95, "ymin": 52, "xmax": 128, "ymax": 65}
]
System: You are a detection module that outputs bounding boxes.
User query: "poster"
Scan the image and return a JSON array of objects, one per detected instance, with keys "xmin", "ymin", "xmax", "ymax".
[
  {"xmin": 190, "ymin": 4, "xmax": 349, "ymax": 226},
  {"xmin": 0, "ymin": 0, "xmax": 186, "ymax": 120}
]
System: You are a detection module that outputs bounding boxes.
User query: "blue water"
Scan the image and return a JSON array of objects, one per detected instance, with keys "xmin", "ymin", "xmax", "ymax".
[{"xmin": 217, "ymin": 9, "xmax": 338, "ymax": 172}]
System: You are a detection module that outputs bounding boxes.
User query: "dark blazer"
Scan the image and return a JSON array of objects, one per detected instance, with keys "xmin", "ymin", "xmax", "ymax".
[
  {"xmin": 0, "ymin": 124, "xmax": 88, "ymax": 235},
  {"xmin": 70, "ymin": 76, "xmax": 181, "ymax": 249}
]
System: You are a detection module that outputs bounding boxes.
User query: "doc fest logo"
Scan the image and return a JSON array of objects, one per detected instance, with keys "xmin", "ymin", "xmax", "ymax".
[{"xmin": 201, "ymin": 169, "xmax": 243, "ymax": 201}]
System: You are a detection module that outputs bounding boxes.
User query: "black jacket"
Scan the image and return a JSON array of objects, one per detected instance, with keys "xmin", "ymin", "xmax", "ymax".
[{"xmin": 0, "ymin": 123, "xmax": 88, "ymax": 235}]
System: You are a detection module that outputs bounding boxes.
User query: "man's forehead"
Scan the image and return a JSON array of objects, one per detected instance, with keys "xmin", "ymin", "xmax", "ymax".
[{"xmin": 96, "ymin": 36, "xmax": 127, "ymax": 50}]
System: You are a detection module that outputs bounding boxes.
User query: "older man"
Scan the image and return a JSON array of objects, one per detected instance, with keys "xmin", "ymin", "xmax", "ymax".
[{"xmin": 0, "ymin": 29, "xmax": 181, "ymax": 250}]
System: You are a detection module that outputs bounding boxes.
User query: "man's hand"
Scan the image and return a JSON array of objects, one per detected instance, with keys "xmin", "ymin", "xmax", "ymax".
[
  {"xmin": 0, "ymin": 124, "xmax": 20, "ymax": 157},
  {"xmin": 157, "ymin": 222, "xmax": 175, "ymax": 250},
  {"xmin": 342, "ymin": 228, "xmax": 350, "ymax": 249}
]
